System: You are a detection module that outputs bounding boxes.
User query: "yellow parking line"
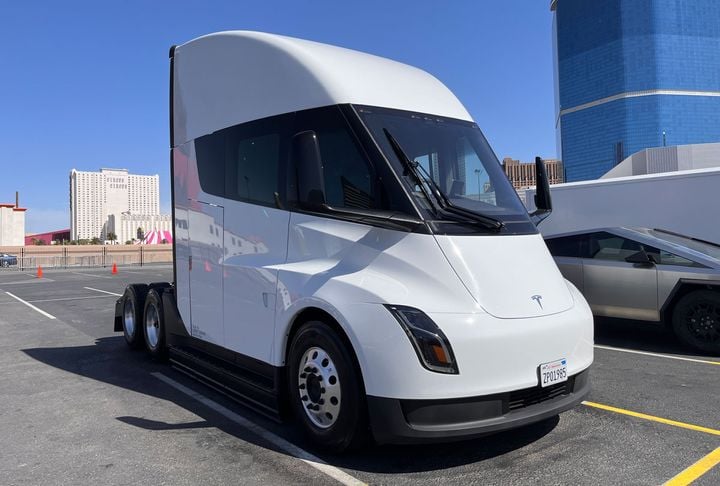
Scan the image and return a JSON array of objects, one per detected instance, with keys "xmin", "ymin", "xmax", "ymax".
[
  {"xmin": 664, "ymin": 447, "xmax": 720, "ymax": 486},
  {"xmin": 582, "ymin": 401, "xmax": 720, "ymax": 437}
]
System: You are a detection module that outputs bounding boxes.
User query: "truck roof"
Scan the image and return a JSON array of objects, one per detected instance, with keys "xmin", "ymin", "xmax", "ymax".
[{"xmin": 172, "ymin": 31, "xmax": 472, "ymax": 147}]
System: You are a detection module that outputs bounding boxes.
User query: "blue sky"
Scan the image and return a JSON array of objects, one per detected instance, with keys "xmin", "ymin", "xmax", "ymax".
[{"xmin": 0, "ymin": 0, "xmax": 557, "ymax": 234}]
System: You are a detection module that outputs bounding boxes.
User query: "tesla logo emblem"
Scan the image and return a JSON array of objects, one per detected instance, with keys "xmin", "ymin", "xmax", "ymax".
[{"xmin": 531, "ymin": 295, "xmax": 543, "ymax": 309}]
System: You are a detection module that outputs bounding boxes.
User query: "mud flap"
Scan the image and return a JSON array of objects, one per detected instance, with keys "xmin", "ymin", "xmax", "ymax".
[{"xmin": 114, "ymin": 296, "xmax": 124, "ymax": 332}]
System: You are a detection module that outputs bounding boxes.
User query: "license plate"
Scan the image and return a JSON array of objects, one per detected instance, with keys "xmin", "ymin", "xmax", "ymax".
[{"xmin": 539, "ymin": 359, "xmax": 568, "ymax": 388}]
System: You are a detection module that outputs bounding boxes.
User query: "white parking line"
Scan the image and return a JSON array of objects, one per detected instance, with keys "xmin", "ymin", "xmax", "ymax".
[
  {"xmin": 152, "ymin": 372, "xmax": 366, "ymax": 486},
  {"xmin": 0, "ymin": 295, "xmax": 120, "ymax": 306},
  {"xmin": 84, "ymin": 287, "xmax": 123, "ymax": 297},
  {"xmin": 5, "ymin": 292, "xmax": 56, "ymax": 319},
  {"xmin": 0, "ymin": 278, "xmax": 55, "ymax": 285},
  {"xmin": 73, "ymin": 271, "xmax": 113, "ymax": 279},
  {"xmin": 29, "ymin": 295, "xmax": 115, "ymax": 304},
  {"xmin": 594, "ymin": 344, "xmax": 720, "ymax": 366}
]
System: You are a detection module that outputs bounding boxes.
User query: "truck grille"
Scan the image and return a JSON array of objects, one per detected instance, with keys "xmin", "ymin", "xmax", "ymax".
[{"xmin": 508, "ymin": 379, "xmax": 573, "ymax": 411}]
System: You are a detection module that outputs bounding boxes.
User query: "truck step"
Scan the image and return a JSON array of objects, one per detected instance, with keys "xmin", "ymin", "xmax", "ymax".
[{"xmin": 168, "ymin": 345, "xmax": 283, "ymax": 422}]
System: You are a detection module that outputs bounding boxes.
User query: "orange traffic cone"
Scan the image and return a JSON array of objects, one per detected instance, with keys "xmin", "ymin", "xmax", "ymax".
[
  {"xmin": 37, "ymin": 266, "xmax": 43, "ymax": 279},
  {"xmin": 111, "ymin": 263, "xmax": 118, "ymax": 275}
]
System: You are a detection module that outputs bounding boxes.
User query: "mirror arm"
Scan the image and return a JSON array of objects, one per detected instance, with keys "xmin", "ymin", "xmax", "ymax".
[{"xmin": 529, "ymin": 208, "xmax": 552, "ymax": 225}]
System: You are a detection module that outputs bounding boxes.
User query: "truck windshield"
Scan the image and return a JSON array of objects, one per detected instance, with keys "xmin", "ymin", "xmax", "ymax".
[{"xmin": 355, "ymin": 105, "xmax": 534, "ymax": 232}]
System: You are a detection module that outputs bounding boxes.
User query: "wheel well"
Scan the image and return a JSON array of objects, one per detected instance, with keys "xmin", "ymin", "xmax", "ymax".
[
  {"xmin": 284, "ymin": 307, "xmax": 366, "ymax": 394},
  {"xmin": 148, "ymin": 281, "xmax": 171, "ymax": 294},
  {"xmin": 662, "ymin": 282, "xmax": 720, "ymax": 324}
]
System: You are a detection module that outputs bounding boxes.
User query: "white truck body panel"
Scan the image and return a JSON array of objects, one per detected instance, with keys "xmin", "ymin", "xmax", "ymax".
[
  {"xmin": 525, "ymin": 167, "xmax": 720, "ymax": 244},
  {"xmin": 172, "ymin": 31, "xmax": 472, "ymax": 147},
  {"xmin": 274, "ymin": 212, "xmax": 592, "ymax": 399}
]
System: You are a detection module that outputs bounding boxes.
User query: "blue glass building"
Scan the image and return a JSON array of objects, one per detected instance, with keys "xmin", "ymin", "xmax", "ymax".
[{"xmin": 552, "ymin": 0, "xmax": 720, "ymax": 181}]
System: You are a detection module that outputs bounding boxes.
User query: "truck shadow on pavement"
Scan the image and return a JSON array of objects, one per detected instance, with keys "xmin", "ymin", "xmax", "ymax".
[{"xmin": 22, "ymin": 336, "xmax": 560, "ymax": 474}]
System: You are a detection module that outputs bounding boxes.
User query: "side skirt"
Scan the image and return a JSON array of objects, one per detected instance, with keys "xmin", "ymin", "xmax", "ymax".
[
  {"xmin": 166, "ymin": 334, "xmax": 286, "ymax": 422},
  {"xmin": 117, "ymin": 284, "xmax": 287, "ymax": 421}
]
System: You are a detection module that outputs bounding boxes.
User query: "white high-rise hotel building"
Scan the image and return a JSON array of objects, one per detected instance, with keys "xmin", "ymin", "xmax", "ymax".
[{"xmin": 70, "ymin": 168, "xmax": 167, "ymax": 241}]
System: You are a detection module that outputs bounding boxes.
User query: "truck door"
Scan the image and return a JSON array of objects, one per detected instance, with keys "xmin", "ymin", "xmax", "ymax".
[
  {"xmin": 188, "ymin": 202, "xmax": 225, "ymax": 345},
  {"xmin": 221, "ymin": 114, "xmax": 293, "ymax": 363},
  {"xmin": 582, "ymin": 231, "xmax": 659, "ymax": 320}
]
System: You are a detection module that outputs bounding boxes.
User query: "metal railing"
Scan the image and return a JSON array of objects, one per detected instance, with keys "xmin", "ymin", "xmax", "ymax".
[{"xmin": 0, "ymin": 244, "xmax": 173, "ymax": 271}]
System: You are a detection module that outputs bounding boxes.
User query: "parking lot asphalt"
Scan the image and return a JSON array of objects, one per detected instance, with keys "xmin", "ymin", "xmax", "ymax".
[{"xmin": 0, "ymin": 265, "xmax": 718, "ymax": 485}]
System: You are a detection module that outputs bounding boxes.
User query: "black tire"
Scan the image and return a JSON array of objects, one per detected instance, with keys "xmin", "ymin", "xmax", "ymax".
[
  {"xmin": 671, "ymin": 290, "xmax": 720, "ymax": 354},
  {"xmin": 287, "ymin": 321, "xmax": 367, "ymax": 452},
  {"xmin": 121, "ymin": 285, "xmax": 147, "ymax": 348},
  {"xmin": 143, "ymin": 289, "xmax": 167, "ymax": 359},
  {"xmin": 1, "ymin": 260, "xmax": 8, "ymax": 268}
]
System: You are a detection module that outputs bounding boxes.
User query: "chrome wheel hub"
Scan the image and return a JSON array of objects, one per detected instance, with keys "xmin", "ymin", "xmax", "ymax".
[
  {"xmin": 145, "ymin": 304, "xmax": 160, "ymax": 349},
  {"xmin": 123, "ymin": 298, "xmax": 135, "ymax": 338},
  {"xmin": 297, "ymin": 346, "xmax": 341, "ymax": 428}
]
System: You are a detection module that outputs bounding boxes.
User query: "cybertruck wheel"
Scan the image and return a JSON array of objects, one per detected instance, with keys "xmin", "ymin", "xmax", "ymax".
[
  {"xmin": 672, "ymin": 290, "xmax": 720, "ymax": 355},
  {"xmin": 288, "ymin": 321, "xmax": 367, "ymax": 452},
  {"xmin": 143, "ymin": 289, "xmax": 167, "ymax": 359},
  {"xmin": 121, "ymin": 285, "xmax": 148, "ymax": 348}
]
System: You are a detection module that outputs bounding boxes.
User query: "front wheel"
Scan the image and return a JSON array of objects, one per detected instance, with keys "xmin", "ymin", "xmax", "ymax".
[
  {"xmin": 671, "ymin": 290, "xmax": 720, "ymax": 354},
  {"xmin": 287, "ymin": 321, "xmax": 367, "ymax": 451}
]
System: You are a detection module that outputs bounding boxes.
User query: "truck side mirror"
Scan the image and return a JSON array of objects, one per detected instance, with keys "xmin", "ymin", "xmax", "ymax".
[
  {"xmin": 530, "ymin": 156, "xmax": 552, "ymax": 225},
  {"xmin": 292, "ymin": 130, "xmax": 326, "ymax": 208}
]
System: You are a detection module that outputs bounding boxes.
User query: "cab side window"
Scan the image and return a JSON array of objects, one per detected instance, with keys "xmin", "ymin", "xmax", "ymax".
[
  {"xmin": 545, "ymin": 235, "xmax": 585, "ymax": 258},
  {"xmin": 294, "ymin": 106, "xmax": 376, "ymax": 210},
  {"xmin": 587, "ymin": 232, "xmax": 642, "ymax": 261},
  {"xmin": 645, "ymin": 247, "xmax": 699, "ymax": 267},
  {"xmin": 195, "ymin": 131, "xmax": 225, "ymax": 197},
  {"xmin": 225, "ymin": 114, "xmax": 292, "ymax": 206},
  {"xmin": 227, "ymin": 133, "xmax": 280, "ymax": 206},
  {"xmin": 194, "ymin": 112, "xmax": 293, "ymax": 207}
]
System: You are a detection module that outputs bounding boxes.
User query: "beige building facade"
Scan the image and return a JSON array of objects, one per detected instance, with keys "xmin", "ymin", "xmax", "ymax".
[
  {"xmin": 502, "ymin": 157, "xmax": 564, "ymax": 192},
  {"xmin": 0, "ymin": 201, "xmax": 26, "ymax": 246},
  {"xmin": 110, "ymin": 213, "xmax": 172, "ymax": 244},
  {"xmin": 70, "ymin": 168, "xmax": 163, "ymax": 241}
]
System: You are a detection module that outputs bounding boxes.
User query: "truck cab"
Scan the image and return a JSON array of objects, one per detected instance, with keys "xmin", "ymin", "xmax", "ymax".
[{"xmin": 116, "ymin": 31, "xmax": 593, "ymax": 450}]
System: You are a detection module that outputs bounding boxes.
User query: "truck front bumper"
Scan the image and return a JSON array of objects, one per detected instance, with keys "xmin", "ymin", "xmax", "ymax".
[{"xmin": 367, "ymin": 368, "xmax": 590, "ymax": 444}]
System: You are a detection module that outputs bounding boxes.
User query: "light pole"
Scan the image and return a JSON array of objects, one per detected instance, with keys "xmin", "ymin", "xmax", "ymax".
[{"xmin": 474, "ymin": 169, "xmax": 482, "ymax": 198}]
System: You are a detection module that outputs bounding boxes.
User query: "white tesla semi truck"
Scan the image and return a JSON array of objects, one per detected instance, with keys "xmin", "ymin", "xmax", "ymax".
[{"xmin": 114, "ymin": 31, "xmax": 593, "ymax": 451}]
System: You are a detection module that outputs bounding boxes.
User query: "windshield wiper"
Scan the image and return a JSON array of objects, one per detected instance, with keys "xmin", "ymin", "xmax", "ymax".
[
  {"xmin": 383, "ymin": 128, "xmax": 503, "ymax": 231},
  {"xmin": 382, "ymin": 128, "xmax": 439, "ymax": 211}
]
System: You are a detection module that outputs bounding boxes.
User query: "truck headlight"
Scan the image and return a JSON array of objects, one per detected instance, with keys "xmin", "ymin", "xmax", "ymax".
[{"xmin": 385, "ymin": 305, "xmax": 459, "ymax": 374}]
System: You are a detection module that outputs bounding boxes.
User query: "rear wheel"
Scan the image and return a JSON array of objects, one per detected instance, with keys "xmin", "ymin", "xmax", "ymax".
[
  {"xmin": 121, "ymin": 285, "xmax": 147, "ymax": 348},
  {"xmin": 287, "ymin": 321, "xmax": 367, "ymax": 451},
  {"xmin": 671, "ymin": 290, "xmax": 720, "ymax": 354},
  {"xmin": 143, "ymin": 289, "xmax": 167, "ymax": 359}
]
